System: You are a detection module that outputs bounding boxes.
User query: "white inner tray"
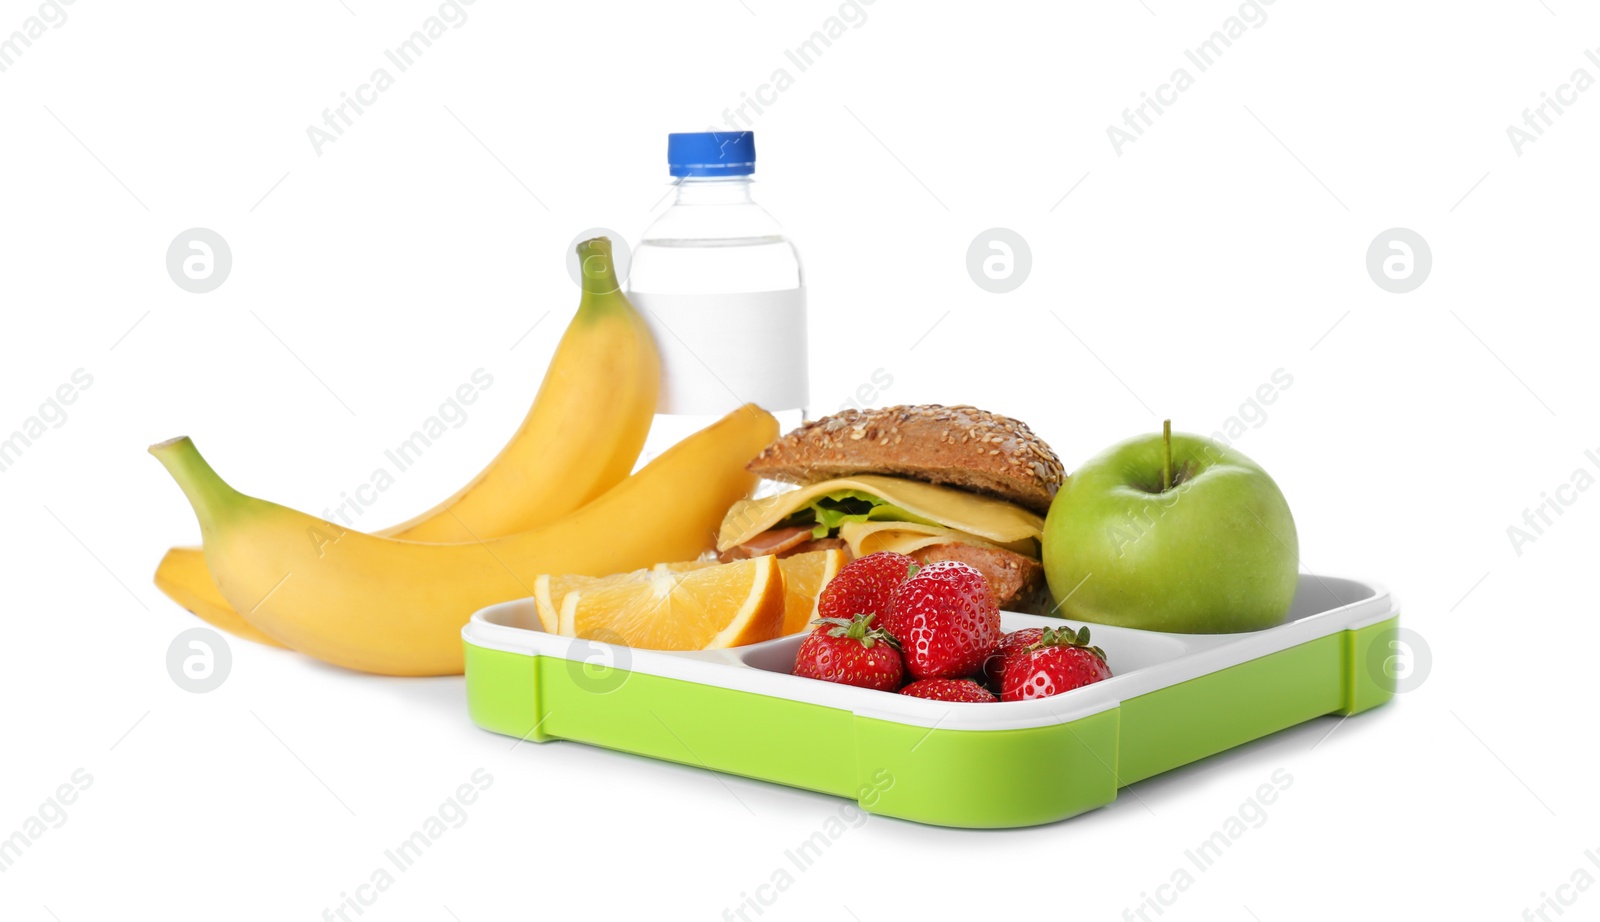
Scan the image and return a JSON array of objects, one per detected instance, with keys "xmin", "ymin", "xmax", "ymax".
[{"xmin": 462, "ymin": 574, "xmax": 1396, "ymax": 731}]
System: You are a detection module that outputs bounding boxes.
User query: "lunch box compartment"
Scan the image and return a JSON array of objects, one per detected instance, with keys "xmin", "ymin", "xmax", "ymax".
[{"xmin": 462, "ymin": 574, "xmax": 1399, "ymax": 828}]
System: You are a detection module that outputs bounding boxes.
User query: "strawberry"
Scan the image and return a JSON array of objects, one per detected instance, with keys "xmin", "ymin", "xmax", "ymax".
[
  {"xmin": 981, "ymin": 627, "xmax": 1043, "ymax": 689},
  {"xmin": 899, "ymin": 678, "xmax": 996, "ymax": 703},
  {"xmin": 999, "ymin": 625, "xmax": 1112, "ymax": 702},
  {"xmin": 791, "ymin": 613, "xmax": 904, "ymax": 691},
  {"xmin": 883, "ymin": 560, "xmax": 1001, "ymax": 680},
  {"xmin": 816, "ymin": 551, "xmax": 918, "ymax": 623}
]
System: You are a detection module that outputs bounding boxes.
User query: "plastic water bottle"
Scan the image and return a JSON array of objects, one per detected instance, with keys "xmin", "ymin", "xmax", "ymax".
[{"xmin": 628, "ymin": 132, "xmax": 808, "ymax": 464}]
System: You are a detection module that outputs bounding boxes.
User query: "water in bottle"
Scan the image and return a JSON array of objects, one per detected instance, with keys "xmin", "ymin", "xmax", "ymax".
[{"xmin": 628, "ymin": 131, "xmax": 808, "ymax": 464}]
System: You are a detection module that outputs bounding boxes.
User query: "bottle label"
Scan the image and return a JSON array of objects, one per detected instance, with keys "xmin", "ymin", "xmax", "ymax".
[{"xmin": 630, "ymin": 289, "xmax": 809, "ymax": 415}]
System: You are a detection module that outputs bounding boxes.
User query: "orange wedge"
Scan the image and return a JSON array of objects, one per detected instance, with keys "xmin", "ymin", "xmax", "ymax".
[
  {"xmin": 649, "ymin": 550, "xmax": 844, "ymax": 635},
  {"xmin": 534, "ymin": 561, "xmax": 716, "ymax": 631},
  {"xmin": 534, "ymin": 569, "xmax": 647, "ymax": 633},
  {"xmin": 652, "ymin": 559, "xmax": 719, "ymax": 576},
  {"xmin": 557, "ymin": 555, "xmax": 786, "ymax": 650},
  {"xmin": 776, "ymin": 548, "xmax": 847, "ymax": 636}
]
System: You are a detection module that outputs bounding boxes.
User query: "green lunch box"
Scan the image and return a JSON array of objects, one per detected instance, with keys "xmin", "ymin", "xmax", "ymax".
[{"xmin": 462, "ymin": 574, "xmax": 1399, "ymax": 828}]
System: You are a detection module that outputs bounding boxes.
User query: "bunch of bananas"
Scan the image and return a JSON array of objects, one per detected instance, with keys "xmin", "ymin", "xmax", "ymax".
[{"xmin": 151, "ymin": 237, "xmax": 777, "ymax": 676}]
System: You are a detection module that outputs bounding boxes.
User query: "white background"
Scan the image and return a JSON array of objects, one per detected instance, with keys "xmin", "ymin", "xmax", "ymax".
[{"xmin": 2, "ymin": 0, "xmax": 1597, "ymax": 919}]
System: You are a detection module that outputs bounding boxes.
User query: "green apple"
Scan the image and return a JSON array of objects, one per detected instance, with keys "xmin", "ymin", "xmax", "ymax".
[{"xmin": 1042, "ymin": 423, "xmax": 1298, "ymax": 633}]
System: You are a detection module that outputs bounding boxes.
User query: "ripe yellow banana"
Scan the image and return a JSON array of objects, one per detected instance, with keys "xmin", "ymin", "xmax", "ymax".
[
  {"xmin": 150, "ymin": 405, "xmax": 777, "ymax": 676},
  {"xmin": 381, "ymin": 236, "xmax": 660, "ymax": 541},
  {"xmin": 153, "ymin": 236, "xmax": 660, "ymax": 644},
  {"xmin": 154, "ymin": 547, "xmax": 285, "ymax": 648}
]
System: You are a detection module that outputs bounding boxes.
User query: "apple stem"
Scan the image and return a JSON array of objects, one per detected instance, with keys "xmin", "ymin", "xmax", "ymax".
[{"xmin": 1162, "ymin": 419, "xmax": 1173, "ymax": 492}]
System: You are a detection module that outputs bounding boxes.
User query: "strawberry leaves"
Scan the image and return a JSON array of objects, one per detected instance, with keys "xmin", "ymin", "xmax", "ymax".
[
  {"xmin": 1027, "ymin": 624, "xmax": 1107, "ymax": 664},
  {"xmin": 812, "ymin": 612, "xmax": 900, "ymax": 649}
]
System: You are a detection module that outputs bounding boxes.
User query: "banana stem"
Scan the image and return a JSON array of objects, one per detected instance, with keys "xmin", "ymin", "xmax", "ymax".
[
  {"xmin": 577, "ymin": 236, "xmax": 621, "ymax": 296},
  {"xmin": 149, "ymin": 437, "xmax": 246, "ymax": 527}
]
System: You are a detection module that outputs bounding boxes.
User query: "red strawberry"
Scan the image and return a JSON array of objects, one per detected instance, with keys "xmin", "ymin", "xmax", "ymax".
[
  {"xmin": 1000, "ymin": 625, "xmax": 1112, "ymax": 702},
  {"xmin": 816, "ymin": 551, "xmax": 918, "ymax": 623},
  {"xmin": 883, "ymin": 560, "xmax": 1001, "ymax": 680},
  {"xmin": 792, "ymin": 613, "xmax": 904, "ymax": 691},
  {"xmin": 899, "ymin": 678, "xmax": 997, "ymax": 703},
  {"xmin": 981, "ymin": 627, "xmax": 1043, "ymax": 689}
]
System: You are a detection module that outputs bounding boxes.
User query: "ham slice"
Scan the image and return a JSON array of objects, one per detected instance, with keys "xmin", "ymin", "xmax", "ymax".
[
  {"xmin": 782, "ymin": 537, "xmax": 850, "ymax": 558},
  {"xmin": 718, "ymin": 526, "xmax": 814, "ymax": 561},
  {"xmin": 719, "ymin": 529, "xmax": 853, "ymax": 562}
]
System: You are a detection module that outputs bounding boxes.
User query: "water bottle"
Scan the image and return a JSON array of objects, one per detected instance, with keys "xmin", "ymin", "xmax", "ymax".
[{"xmin": 628, "ymin": 131, "xmax": 808, "ymax": 464}]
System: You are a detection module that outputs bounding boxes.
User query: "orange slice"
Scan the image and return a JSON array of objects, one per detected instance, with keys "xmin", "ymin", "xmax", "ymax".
[
  {"xmin": 533, "ymin": 561, "xmax": 723, "ymax": 633},
  {"xmin": 533, "ymin": 569, "xmax": 649, "ymax": 633},
  {"xmin": 557, "ymin": 555, "xmax": 785, "ymax": 650},
  {"xmin": 649, "ymin": 550, "xmax": 843, "ymax": 635},
  {"xmin": 776, "ymin": 549, "xmax": 847, "ymax": 636},
  {"xmin": 652, "ymin": 559, "xmax": 719, "ymax": 576}
]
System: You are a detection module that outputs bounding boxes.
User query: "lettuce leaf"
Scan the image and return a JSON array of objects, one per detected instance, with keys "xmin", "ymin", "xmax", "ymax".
[{"xmin": 785, "ymin": 490, "xmax": 943, "ymax": 539}]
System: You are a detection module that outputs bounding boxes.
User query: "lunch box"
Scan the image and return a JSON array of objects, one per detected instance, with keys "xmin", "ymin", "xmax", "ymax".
[{"xmin": 461, "ymin": 574, "xmax": 1399, "ymax": 828}]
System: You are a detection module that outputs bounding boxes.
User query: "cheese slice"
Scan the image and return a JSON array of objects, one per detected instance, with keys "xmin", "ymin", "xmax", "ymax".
[
  {"xmin": 841, "ymin": 521, "xmax": 979, "ymax": 557},
  {"xmin": 836, "ymin": 520, "xmax": 1039, "ymax": 559},
  {"xmin": 717, "ymin": 475, "xmax": 1044, "ymax": 552}
]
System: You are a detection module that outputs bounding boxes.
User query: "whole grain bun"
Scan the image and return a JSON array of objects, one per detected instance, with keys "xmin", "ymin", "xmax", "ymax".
[{"xmin": 746, "ymin": 404, "xmax": 1065, "ymax": 513}]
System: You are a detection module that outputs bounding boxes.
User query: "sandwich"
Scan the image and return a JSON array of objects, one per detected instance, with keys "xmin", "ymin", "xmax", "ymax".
[{"xmin": 716, "ymin": 404, "xmax": 1066, "ymax": 613}]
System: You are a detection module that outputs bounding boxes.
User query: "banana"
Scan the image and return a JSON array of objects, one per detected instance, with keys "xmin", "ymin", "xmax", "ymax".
[
  {"xmin": 153, "ymin": 236, "xmax": 660, "ymax": 644},
  {"xmin": 154, "ymin": 547, "xmax": 286, "ymax": 648},
  {"xmin": 150, "ymin": 405, "xmax": 777, "ymax": 676},
  {"xmin": 380, "ymin": 236, "xmax": 660, "ymax": 540}
]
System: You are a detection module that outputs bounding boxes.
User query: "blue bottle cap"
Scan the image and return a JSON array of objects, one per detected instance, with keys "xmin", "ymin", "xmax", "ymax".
[{"xmin": 667, "ymin": 132, "xmax": 756, "ymax": 177}]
